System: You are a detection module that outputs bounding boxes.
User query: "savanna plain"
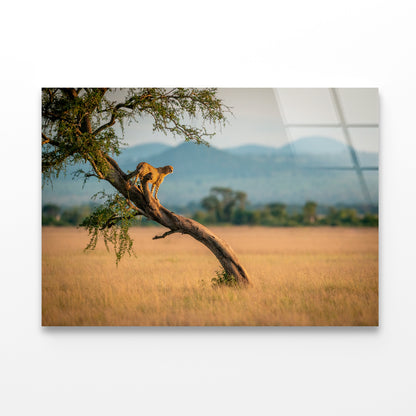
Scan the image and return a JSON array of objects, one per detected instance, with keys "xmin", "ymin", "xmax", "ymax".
[{"xmin": 42, "ymin": 226, "xmax": 378, "ymax": 326}]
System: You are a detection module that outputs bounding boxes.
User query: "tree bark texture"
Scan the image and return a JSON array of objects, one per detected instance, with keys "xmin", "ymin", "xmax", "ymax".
[{"xmin": 103, "ymin": 156, "xmax": 251, "ymax": 285}]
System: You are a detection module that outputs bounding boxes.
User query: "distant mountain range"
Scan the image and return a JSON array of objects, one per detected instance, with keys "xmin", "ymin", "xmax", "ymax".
[
  {"xmin": 43, "ymin": 137, "xmax": 379, "ymax": 206},
  {"xmin": 225, "ymin": 137, "xmax": 349, "ymax": 156}
]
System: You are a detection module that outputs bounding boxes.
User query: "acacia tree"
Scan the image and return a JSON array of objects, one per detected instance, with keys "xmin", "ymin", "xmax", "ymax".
[
  {"xmin": 201, "ymin": 187, "xmax": 247, "ymax": 223},
  {"xmin": 42, "ymin": 88, "xmax": 250, "ymax": 284},
  {"xmin": 303, "ymin": 201, "xmax": 318, "ymax": 224}
]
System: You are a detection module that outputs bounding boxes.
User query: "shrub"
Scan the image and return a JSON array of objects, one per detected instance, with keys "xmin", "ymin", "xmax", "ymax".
[{"xmin": 211, "ymin": 269, "xmax": 238, "ymax": 287}]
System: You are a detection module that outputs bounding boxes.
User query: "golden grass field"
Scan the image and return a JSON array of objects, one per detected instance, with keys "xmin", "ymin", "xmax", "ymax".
[{"xmin": 42, "ymin": 226, "xmax": 378, "ymax": 326}]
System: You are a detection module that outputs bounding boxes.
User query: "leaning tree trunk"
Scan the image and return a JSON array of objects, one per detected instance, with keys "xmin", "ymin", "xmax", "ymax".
[{"xmin": 102, "ymin": 156, "xmax": 251, "ymax": 285}]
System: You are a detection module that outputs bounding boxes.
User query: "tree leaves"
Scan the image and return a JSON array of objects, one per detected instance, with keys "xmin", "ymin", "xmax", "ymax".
[
  {"xmin": 80, "ymin": 192, "xmax": 138, "ymax": 265},
  {"xmin": 42, "ymin": 88, "xmax": 231, "ymax": 263}
]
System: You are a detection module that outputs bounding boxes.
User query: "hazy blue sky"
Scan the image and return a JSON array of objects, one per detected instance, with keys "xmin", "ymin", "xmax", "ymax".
[{"xmin": 120, "ymin": 88, "xmax": 379, "ymax": 153}]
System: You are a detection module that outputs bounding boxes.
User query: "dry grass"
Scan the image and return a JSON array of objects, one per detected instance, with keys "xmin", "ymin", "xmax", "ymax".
[{"xmin": 42, "ymin": 226, "xmax": 378, "ymax": 326}]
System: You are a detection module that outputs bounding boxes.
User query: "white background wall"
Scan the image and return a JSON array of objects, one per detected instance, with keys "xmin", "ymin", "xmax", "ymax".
[{"xmin": 1, "ymin": 1, "xmax": 415, "ymax": 415}]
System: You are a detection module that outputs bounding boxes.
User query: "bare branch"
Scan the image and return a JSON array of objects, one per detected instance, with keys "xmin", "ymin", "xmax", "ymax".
[
  {"xmin": 92, "ymin": 101, "xmax": 136, "ymax": 136},
  {"xmin": 152, "ymin": 230, "xmax": 177, "ymax": 240},
  {"xmin": 42, "ymin": 132, "xmax": 51, "ymax": 145},
  {"xmin": 100, "ymin": 211, "xmax": 142, "ymax": 230},
  {"xmin": 84, "ymin": 172, "xmax": 100, "ymax": 180},
  {"xmin": 92, "ymin": 93, "xmax": 155, "ymax": 136},
  {"xmin": 42, "ymin": 132, "xmax": 60, "ymax": 146},
  {"xmin": 88, "ymin": 157, "xmax": 105, "ymax": 179},
  {"xmin": 92, "ymin": 113, "xmax": 117, "ymax": 136}
]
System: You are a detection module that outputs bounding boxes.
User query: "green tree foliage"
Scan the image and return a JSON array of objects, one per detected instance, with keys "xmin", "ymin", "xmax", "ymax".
[
  {"xmin": 42, "ymin": 204, "xmax": 61, "ymax": 225},
  {"xmin": 201, "ymin": 187, "xmax": 247, "ymax": 223},
  {"xmin": 303, "ymin": 201, "xmax": 318, "ymax": 224},
  {"xmin": 195, "ymin": 189, "xmax": 378, "ymax": 227},
  {"xmin": 324, "ymin": 207, "xmax": 377, "ymax": 226},
  {"xmin": 260, "ymin": 203, "xmax": 288, "ymax": 226},
  {"xmin": 80, "ymin": 193, "xmax": 138, "ymax": 264},
  {"xmin": 42, "ymin": 203, "xmax": 60, "ymax": 218},
  {"xmin": 42, "ymin": 88, "xmax": 227, "ymax": 178},
  {"xmin": 211, "ymin": 269, "xmax": 238, "ymax": 288},
  {"xmin": 61, "ymin": 205, "xmax": 92, "ymax": 226},
  {"xmin": 42, "ymin": 88, "xmax": 230, "ymax": 261},
  {"xmin": 361, "ymin": 213, "xmax": 378, "ymax": 227},
  {"xmin": 42, "ymin": 204, "xmax": 94, "ymax": 226}
]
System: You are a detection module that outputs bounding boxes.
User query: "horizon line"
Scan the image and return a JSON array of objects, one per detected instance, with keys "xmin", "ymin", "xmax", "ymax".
[{"xmin": 121, "ymin": 136, "xmax": 379, "ymax": 154}]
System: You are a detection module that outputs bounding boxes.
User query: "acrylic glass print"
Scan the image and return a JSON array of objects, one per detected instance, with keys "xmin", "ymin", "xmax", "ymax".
[{"xmin": 42, "ymin": 88, "xmax": 379, "ymax": 326}]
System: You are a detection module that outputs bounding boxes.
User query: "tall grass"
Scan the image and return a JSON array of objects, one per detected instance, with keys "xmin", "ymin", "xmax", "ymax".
[{"xmin": 42, "ymin": 226, "xmax": 378, "ymax": 326}]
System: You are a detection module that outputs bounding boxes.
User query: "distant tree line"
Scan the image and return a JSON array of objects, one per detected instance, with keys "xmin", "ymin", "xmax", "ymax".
[
  {"xmin": 42, "ymin": 204, "xmax": 94, "ymax": 226},
  {"xmin": 192, "ymin": 187, "xmax": 378, "ymax": 227},
  {"xmin": 42, "ymin": 203, "xmax": 155, "ymax": 227},
  {"xmin": 42, "ymin": 187, "xmax": 378, "ymax": 227}
]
